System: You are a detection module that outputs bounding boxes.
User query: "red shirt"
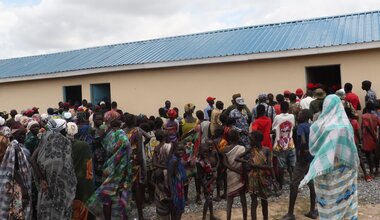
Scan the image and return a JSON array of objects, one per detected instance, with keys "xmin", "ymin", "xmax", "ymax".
[
  {"xmin": 251, "ymin": 116, "xmax": 272, "ymax": 151},
  {"xmin": 349, "ymin": 119, "xmax": 360, "ymax": 145},
  {"xmin": 274, "ymin": 104, "xmax": 281, "ymax": 115},
  {"xmin": 345, "ymin": 92, "xmax": 360, "ymax": 110}
]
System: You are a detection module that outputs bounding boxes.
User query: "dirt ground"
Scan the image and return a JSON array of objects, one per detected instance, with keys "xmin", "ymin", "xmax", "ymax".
[{"xmin": 182, "ymin": 197, "xmax": 380, "ymax": 220}]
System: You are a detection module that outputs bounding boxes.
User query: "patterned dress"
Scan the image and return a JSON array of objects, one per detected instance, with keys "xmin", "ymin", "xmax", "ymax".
[
  {"xmin": 87, "ymin": 129, "xmax": 132, "ymax": 219},
  {"xmin": 229, "ymin": 109, "xmax": 250, "ymax": 147},
  {"xmin": 247, "ymin": 147, "xmax": 271, "ymax": 199},
  {"xmin": 35, "ymin": 131, "xmax": 77, "ymax": 220},
  {"xmin": 0, "ymin": 140, "xmax": 32, "ymax": 220},
  {"xmin": 168, "ymin": 154, "xmax": 187, "ymax": 215}
]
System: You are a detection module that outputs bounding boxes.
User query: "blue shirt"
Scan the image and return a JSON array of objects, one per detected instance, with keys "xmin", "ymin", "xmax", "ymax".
[{"xmin": 297, "ymin": 122, "xmax": 313, "ymax": 163}]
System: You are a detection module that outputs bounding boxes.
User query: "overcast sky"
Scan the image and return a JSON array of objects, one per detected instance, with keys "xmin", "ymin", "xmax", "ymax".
[{"xmin": 1, "ymin": 0, "xmax": 380, "ymax": 59}]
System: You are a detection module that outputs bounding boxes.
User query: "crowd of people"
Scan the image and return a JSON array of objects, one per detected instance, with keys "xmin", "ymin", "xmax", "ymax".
[{"xmin": 0, "ymin": 80, "xmax": 378, "ymax": 220}]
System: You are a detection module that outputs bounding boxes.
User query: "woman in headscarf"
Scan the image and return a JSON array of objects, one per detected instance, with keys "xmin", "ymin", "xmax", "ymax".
[
  {"xmin": 66, "ymin": 122, "xmax": 94, "ymax": 220},
  {"xmin": 31, "ymin": 119, "xmax": 77, "ymax": 220},
  {"xmin": 87, "ymin": 114, "xmax": 132, "ymax": 220},
  {"xmin": 24, "ymin": 120, "xmax": 40, "ymax": 156},
  {"xmin": 0, "ymin": 128, "xmax": 32, "ymax": 220},
  {"xmin": 300, "ymin": 95, "xmax": 359, "ymax": 220}
]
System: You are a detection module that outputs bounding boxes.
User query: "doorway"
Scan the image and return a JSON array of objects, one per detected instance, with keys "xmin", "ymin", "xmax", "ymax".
[
  {"xmin": 63, "ymin": 85, "xmax": 82, "ymax": 105},
  {"xmin": 305, "ymin": 64, "xmax": 341, "ymax": 94},
  {"xmin": 91, "ymin": 83, "xmax": 111, "ymax": 105}
]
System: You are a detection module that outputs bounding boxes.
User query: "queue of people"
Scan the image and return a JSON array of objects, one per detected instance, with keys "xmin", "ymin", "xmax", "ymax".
[{"xmin": 0, "ymin": 80, "xmax": 377, "ymax": 220}]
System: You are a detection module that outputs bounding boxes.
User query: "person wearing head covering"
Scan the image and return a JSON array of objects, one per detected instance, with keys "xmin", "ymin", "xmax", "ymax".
[
  {"xmin": 87, "ymin": 116, "xmax": 132, "ymax": 220},
  {"xmin": 31, "ymin": 119, "xmax": 77, "ymax": 220},
  {"xmin": 0, "ymin": 127, "xmax": 32, "ymax": 220},
  {"xmin": 309, "ymin": 88, "xmax": 326, "ymax": 116},
  {"xmin": 336, "ymin": 89, "xmax": 358, "ymax": 119},
  {"xmin": 229, "ymin": 97, "xmax": 250, "ymax": 147},
  {"xmin": 300, "ymin": 95, "xmax": 359, "ymax": 220},
  {"xmin": 65, "ymin": 122, "xmax": 94, "ymax": 220},
  {"xmin": 24, "ymin": 120, "xmax": 40, "ymax": 156},
  {"xmin": 165, "ymin": 109, "xmax": 179, "ymax": 143},
  {"xmin": 204, "ymin": 96, "xmax": 216, "ymax": 121},
  {"xmin": 222, "ymin": 93, "xmax": 252, "ymax": 121}
]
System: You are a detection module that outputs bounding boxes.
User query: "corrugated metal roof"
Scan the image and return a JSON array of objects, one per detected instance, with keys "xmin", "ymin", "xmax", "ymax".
[{"xmin": 1, "ymin": 10, "xmax": 380, "ymax": 80}]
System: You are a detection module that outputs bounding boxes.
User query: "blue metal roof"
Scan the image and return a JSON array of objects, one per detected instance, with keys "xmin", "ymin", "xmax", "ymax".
[{"xmin": 1, "ymin": 10, "xmax": 380, "ymax": 80}]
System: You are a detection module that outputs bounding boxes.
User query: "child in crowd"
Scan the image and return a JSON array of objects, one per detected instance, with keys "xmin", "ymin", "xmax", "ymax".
[
  {"xmin": 197, "ymin": 142, "xmax": 220, "ymax": 220},
  {"xmin": 212, "ymin": 127, "xmax": 227, "ymax": 201},
  {"xmin": 168, "ymin": 142, "xmax": 188, "ymax": 220},
  {"xmin": 237, "ymin": 131, "xmax": 272, "ymax": 220},
  {"xmin": 223, "ymin": 129, "xmax": 247, "ymax": 220},
  {"xmin": 152, "ymin": 169, "xmax": 171, "ymax": 220}
]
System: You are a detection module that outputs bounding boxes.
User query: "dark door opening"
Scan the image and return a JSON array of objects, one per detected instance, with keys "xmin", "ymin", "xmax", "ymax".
[
  {"xmin": 306, "ymin": 65, "xmax": 341, "ymax": 94},
  {"xmin": 91, "ymin": 83, "xmax": 111, "ymax": 105},
  {"xmin": 63, "ymin": 85, "xmax": 82, "ymax": 106}
]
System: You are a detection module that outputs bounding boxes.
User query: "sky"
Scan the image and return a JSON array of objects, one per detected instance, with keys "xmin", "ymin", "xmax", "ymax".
[{"xmin": 1, "ymin": 0, "xmax": 380, "ymax": 59}]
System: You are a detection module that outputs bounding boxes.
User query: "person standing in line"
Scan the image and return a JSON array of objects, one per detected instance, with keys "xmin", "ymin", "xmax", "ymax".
[
  {"xmin": 362, "ymin": 80, "xmax": 377, "ymax": 105},
  {"xmin": 229, "ymin": 97, "xmax": 250, "ymax": 147},
  {"xmin": 300, "ymin": 95, "xmax": 359, "ymax": 220},
  {"xmin": 31, "ymin": 119, "xmax": 77, "ymax": 220},
  {"xmin": 361, "ymin": 102, "xmax": 380, "ymax": 176},
  {"xmin": 204, "ymin": 96, "xmax": 216, "ymax": 121},
  {"xmin": 300, "ymin": 90, "xmax": 315, "ymax": 110},
  {"xmin": 0, "ymin": 128, "xmax": 32, "ymax": 220},
  {"xmin": 237, "ymin": 131, "xmax": 272, "ymax": 220},
  {"xmin": 280, "ymin": 109, "xmax": 318, "ymax": 220},
  {"xmin": 223, "ymin": 130, "xmax": 247, "ymax": 220},
  {"xmin": 344, "ymin": 83, "xmax": 361, "ymax": 111},
  {"xmin": 168, "ymin": 142, "xmax": 188, "ymax": 220},
  {"xmin": 210, "ymin": 101, "xmax": 224, "ymax": 137},
  {"xmin": 272, "ymin": 102, "xmax": 296, "ymax": 189}
]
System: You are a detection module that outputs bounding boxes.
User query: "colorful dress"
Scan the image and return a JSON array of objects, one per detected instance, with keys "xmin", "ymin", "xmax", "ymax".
[
  {"xmin": 0, "ymin": 140, "xmax": 32, "ymax": 220},
  {"xmin": 92, "ymin": 126, "xmax": 107, "ymax": 187},
  {"xmin": 165, "ymin": 120, "xmax": 178, "ymax": 143},
  {"xmin": 87, "ymin": 129, "xmax": 132, "ymax": 219},
  {"xmin": 126, "ymin": 127, "xmax": 146, "ymax": 184},
  {"xmin": 35, "ymin": 131, "xmax": 77, "ymax": 220},
  {"xmin": 247, "ymin": 147, "xmax": 271, "ymax": 199},
  {"xmin": 168, "ymin": 154, "xmax": 187, "ymax": 214},
  {"xmin": 300, "ymin": 95, "xmax": 359, "ymax": 220},
  {"xmin": 229, "ymin": 109, "xmax": 250, "ymax": 147},
  {"xmin": 198, "ymin": 157, "xmax": 214, "ymax": 196}
]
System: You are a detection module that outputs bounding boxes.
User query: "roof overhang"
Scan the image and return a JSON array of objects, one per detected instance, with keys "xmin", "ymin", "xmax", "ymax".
[{"xmin": 1, "ymin": 41, "xmax": 380, "ymax": 84}]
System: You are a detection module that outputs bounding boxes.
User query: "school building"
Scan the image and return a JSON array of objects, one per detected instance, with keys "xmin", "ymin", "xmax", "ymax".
[{"xmin": 0, "ymin": 11, "xmax": 380, "ymax": 115}]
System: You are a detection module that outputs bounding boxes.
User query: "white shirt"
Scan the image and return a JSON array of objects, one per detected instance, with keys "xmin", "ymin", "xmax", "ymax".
[{"xmin": 300, "ymin": 96, "xmax": 315, "ymax": 110}]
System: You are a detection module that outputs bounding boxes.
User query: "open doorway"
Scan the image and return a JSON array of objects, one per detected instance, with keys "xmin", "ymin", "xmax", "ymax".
[
  {"xmin": 305, "ymin": 64, "xmax": 341, "ymax": 94},
  {"xmin": 91, "ymin": 83, "xmax": 111, "ymax": 106},
  {"xmin": 63, "ymin": 85, "xmax": 82, "ymax": 106}
]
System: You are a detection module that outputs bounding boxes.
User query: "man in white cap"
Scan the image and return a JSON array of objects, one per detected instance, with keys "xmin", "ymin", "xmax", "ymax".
[{"xmin": 229, "ymin": 97, "xmax": 250, "ymax": 147}]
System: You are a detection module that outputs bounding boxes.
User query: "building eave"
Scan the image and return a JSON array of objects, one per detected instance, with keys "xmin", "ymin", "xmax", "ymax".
[{"xmin": 1, "ymin": 41, "xmax": 380, "ymax": 84}]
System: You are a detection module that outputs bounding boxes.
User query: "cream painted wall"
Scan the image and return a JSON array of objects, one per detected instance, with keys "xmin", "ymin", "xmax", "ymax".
[{"xmin": 0, "ymin": 49, "xmax": 379, "ymax": 116}]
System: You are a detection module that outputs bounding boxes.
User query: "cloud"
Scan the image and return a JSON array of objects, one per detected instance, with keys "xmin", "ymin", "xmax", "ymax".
[{"xmin": 0, "ymin": 0, "xmax": 380, "ymax": 59}]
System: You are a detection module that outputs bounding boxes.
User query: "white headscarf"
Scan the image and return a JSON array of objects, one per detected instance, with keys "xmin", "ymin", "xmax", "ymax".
[
  {"xmin": 47, "ymin": 119, "xmax": 67, "ymax": 132},
  {"xmin": 66, "ymin": 122, "xmax": 78, "ymax": 139}
]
